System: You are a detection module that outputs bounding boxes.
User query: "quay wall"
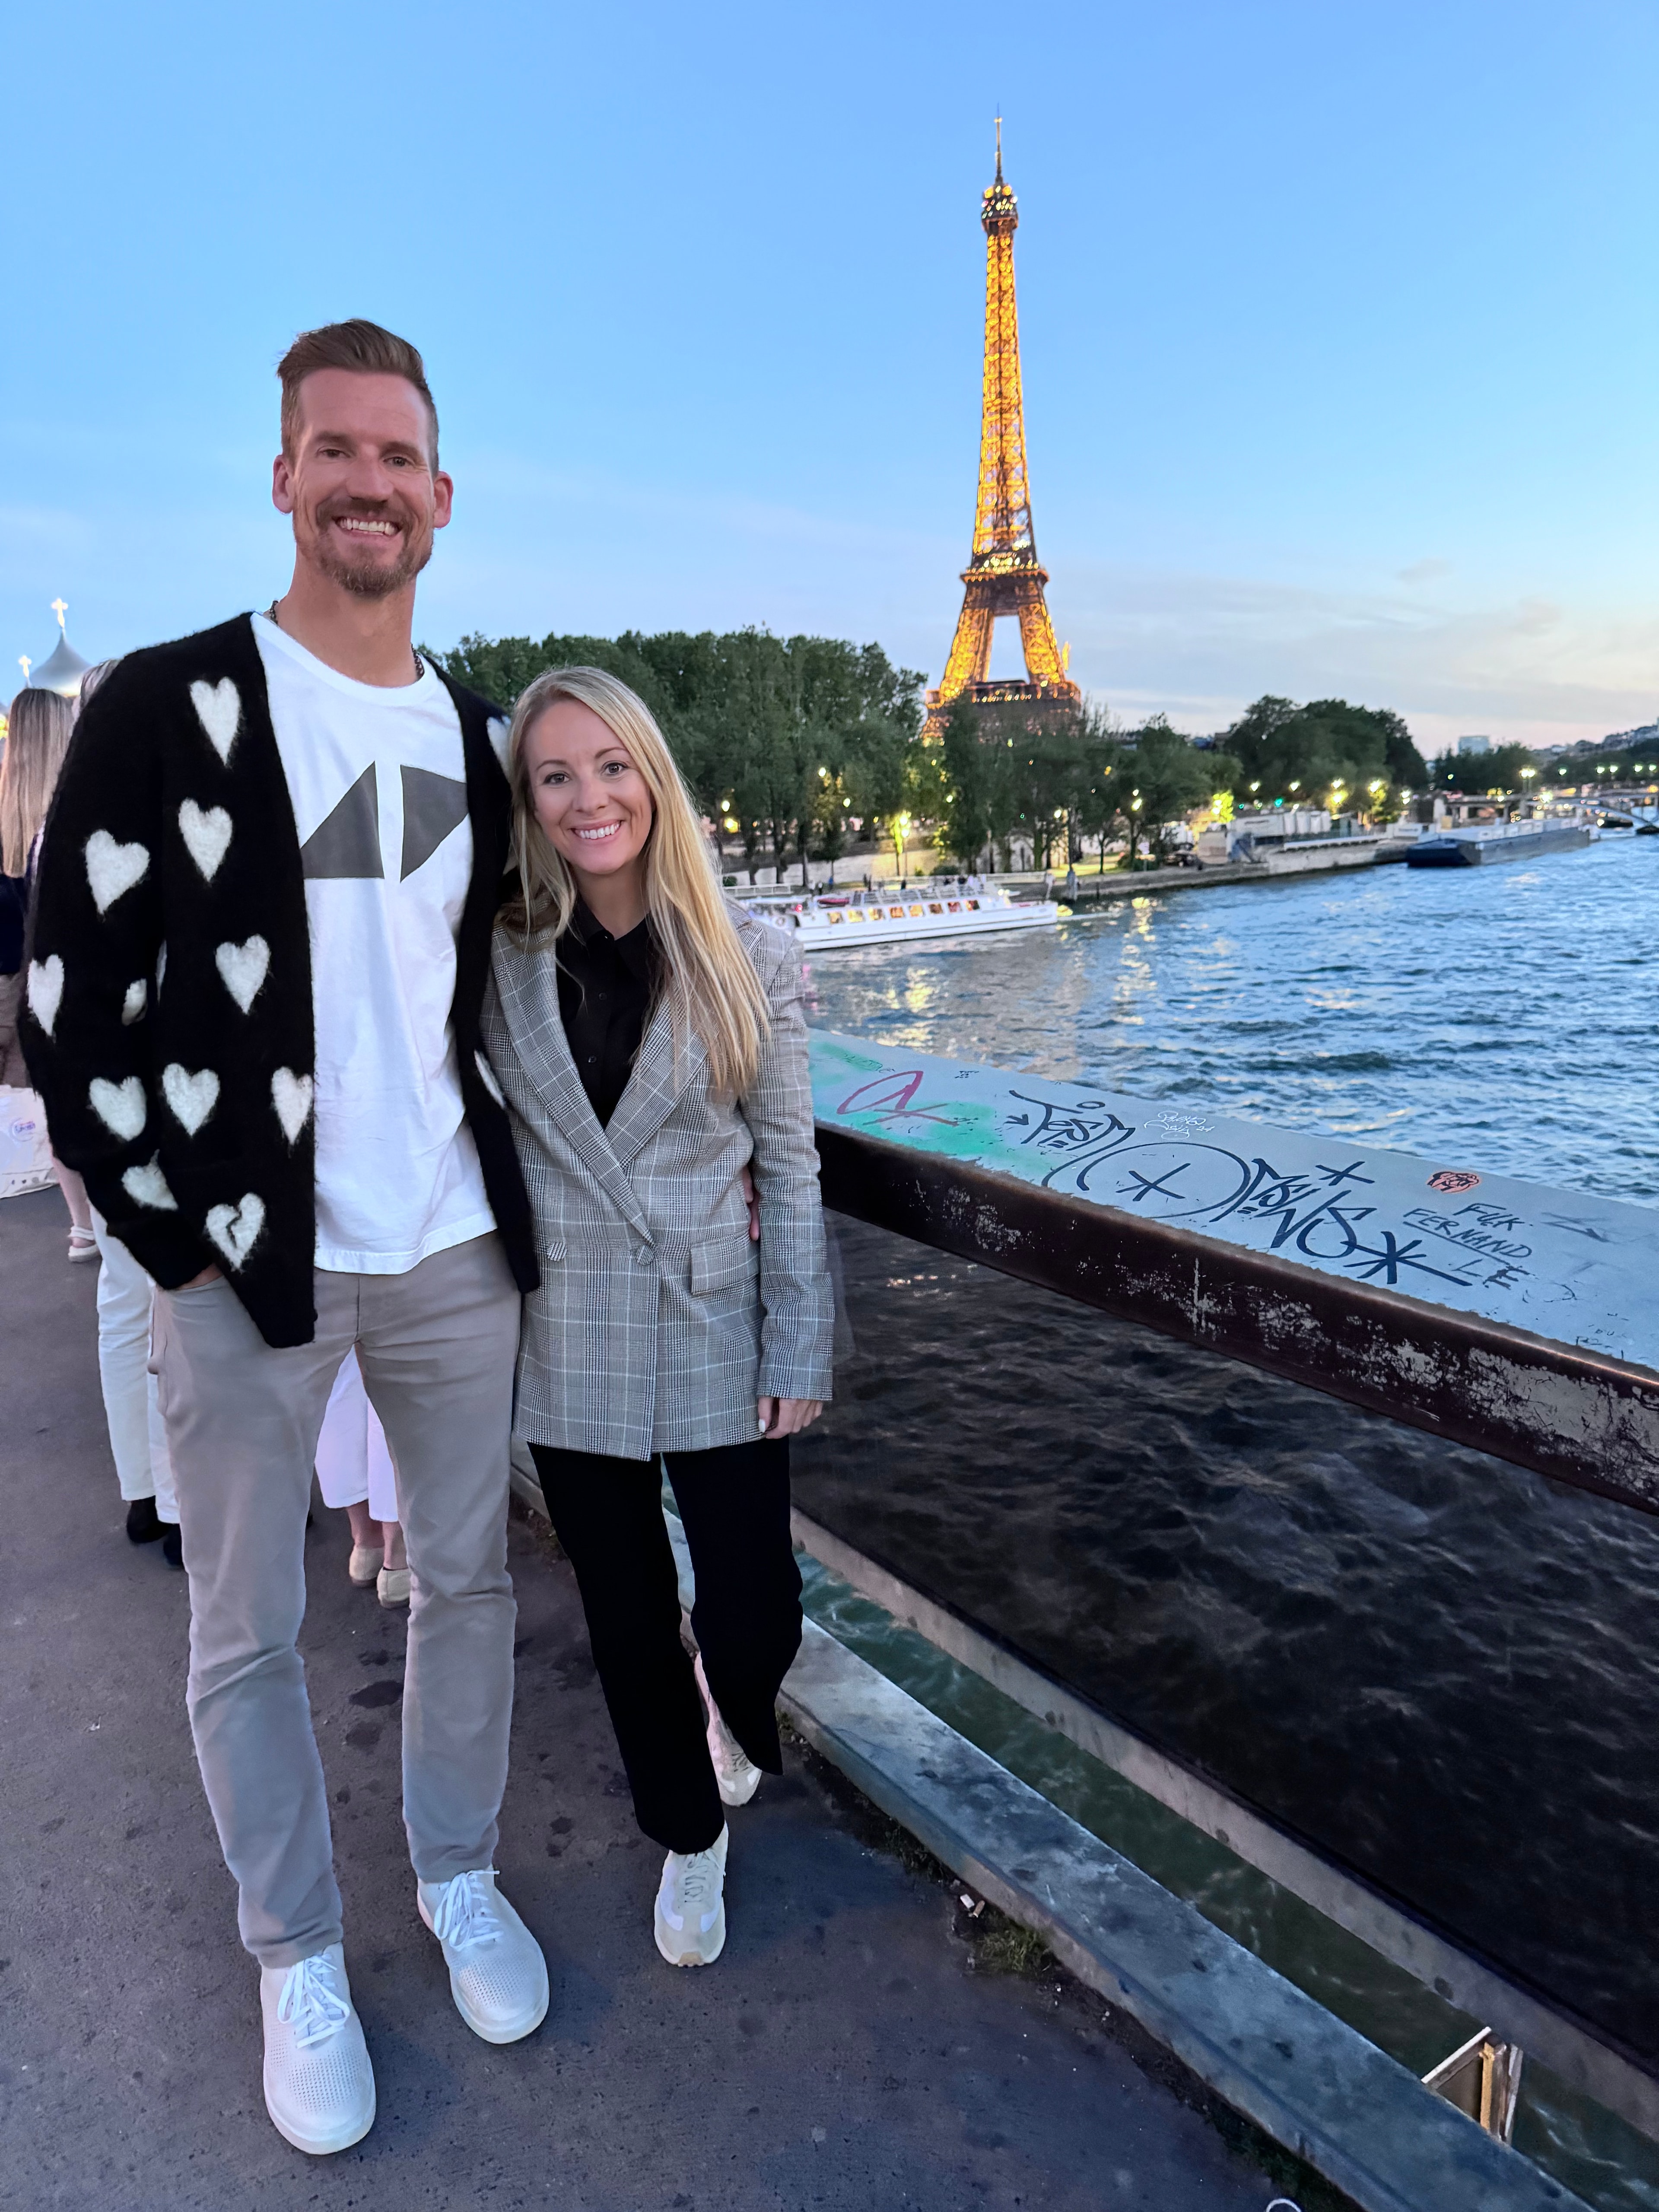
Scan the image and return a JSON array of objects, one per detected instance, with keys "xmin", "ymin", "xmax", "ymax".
[{"xmin": 799, "ymin": 1032, "xmax": 1659, "ymax": 2140}]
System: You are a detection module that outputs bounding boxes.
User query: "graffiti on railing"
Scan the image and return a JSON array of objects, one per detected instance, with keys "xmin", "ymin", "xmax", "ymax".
[{"xmin": 811, "ymin": 1032, "xmax": 1659, "ymax": 1364}]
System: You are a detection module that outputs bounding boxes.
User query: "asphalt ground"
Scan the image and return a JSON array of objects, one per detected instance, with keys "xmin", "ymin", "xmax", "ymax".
[{"xmin": 2, "ymin": 1182, "xmax": 1285, "ymax": 2212}]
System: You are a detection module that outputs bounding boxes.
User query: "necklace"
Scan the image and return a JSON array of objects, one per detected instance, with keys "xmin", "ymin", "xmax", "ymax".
[{"xmin": 265, "ymin": 600, "xmax": 422, "ymax": 684}]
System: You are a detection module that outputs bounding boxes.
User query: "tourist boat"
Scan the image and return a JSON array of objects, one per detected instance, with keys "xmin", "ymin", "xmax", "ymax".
[
  {"xmin": 743, "ymin": 881, "xmax": 1061, "ymax": 950},
  {"xmin": 1405, "ymin": 810, "xmax": 1595, "ymax": 868}
]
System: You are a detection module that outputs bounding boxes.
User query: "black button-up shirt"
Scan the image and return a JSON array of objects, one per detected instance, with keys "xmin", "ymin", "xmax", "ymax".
[{"xmin": 557, "ymin": 900, "xmax": 661, "ymax": 1127}]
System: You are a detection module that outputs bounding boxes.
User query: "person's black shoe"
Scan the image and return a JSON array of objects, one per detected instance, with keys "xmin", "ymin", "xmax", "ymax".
[
  {"xmin": 161, "ymin": 1524, "xmax": 184, "ymax": 1569},
  {"xmin": 126, "ymin": 1497, "xmax": 163, "ymax": 1545}
]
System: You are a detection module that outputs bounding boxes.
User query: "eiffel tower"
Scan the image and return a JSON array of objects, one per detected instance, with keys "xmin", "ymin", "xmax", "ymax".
[{"xmin": 925, "ymin": 126, "xmax": 1080, "ymax": 737}]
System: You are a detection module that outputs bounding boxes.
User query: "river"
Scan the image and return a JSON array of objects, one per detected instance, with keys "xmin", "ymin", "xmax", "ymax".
[
  {"xmin": 806, "ymin": 834, "xmax": 1659, "ymax": 1201},
  {"xmin": 798, "ymin": 834, "xmax": 1659, "ymax": 2211}
]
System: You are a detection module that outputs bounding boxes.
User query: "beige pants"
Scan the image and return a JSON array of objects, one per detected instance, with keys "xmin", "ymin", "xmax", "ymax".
[{"xmin": 153, "ymin": 1234, "xmax": 521, "ymax": 1967}]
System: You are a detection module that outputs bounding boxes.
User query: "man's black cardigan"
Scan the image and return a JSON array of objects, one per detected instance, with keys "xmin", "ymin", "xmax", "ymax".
[{"xmin": 21, "ymin": 613, "xmax": 538, "ymax": 1348}]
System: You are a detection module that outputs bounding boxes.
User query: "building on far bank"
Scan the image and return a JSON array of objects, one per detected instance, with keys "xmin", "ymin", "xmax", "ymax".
[{"xmin": 1456, "ymin": 734, "xmax": 1492, "ymax": 756}]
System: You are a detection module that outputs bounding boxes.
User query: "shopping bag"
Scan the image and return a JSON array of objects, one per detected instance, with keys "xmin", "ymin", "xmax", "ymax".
[{"xmin": 0, "ymin": 1086, "xmax": 56, "ymax": 1199}]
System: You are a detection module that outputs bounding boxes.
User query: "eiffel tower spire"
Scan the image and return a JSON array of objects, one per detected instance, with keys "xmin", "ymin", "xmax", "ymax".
[{"xmin": 926, "ymin": 127, "xmax": 1080, "ymax": 735}]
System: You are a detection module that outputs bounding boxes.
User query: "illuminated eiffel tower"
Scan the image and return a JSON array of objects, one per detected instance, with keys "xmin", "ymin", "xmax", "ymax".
[{"xmin": 926, "ymin": 126, "xmax": 1080, "ymax": 736}]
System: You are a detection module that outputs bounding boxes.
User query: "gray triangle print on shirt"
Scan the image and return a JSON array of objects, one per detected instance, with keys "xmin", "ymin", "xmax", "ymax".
[
  {"xmin": 400, "ymin": 766, "xmax": 468, "ymax": 880},
  {"xmin": 301, "ymin": 763, "xmax": 382, "ymax": 880}
]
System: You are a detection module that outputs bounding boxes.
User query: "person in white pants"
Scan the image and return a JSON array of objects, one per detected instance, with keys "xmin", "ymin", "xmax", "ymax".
[
  {"xmin": 313, "ymin": 1352, "xmax": 409, "ymax": 1606},
  {"xmin": 91, "ymin": 1208, "xmax": 180, "ymax": 1566}
]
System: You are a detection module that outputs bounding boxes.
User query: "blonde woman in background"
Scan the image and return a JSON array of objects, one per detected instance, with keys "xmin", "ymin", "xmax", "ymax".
[
  {"xmin": 19, "ymin": 663, "xmax": 183, "ymax": 1560},
  {"xmin": 0, "ymin": 683, "xmax": 96, "ymax": 1260},
  {"xmin": 484, "ymin": 665, "xmax": 834, "ymax": 1970}
]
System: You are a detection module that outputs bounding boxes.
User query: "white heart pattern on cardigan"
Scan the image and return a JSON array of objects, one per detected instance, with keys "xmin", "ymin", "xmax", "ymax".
[
  {"xmin": 178, "ymin": 801, "xmax": 233, "ymax": 882},
  {"xmin": 206, "ymin": 1192, "xmax": 264, "ymax": 1269},
  {"xmin": 215, "ymin": 936, "xmax": 269, "ymax": 1014},
  {"xmin": 162, "ymin": 1062, "xmax": 219, "ymax": 1135},
  {"xmin": 89, "ymin": 1075, "xmax": 146, "ymax": 1141},
  {"xmin": 85, "ymin": 831, "xmax": 150, "ymax": 915},
  {"xmin": 121, "ymin": 979, "xmax": 147, "ymax": 1025},
  {"xmin": 27, "ymin": 956, "xmax": 64, "ymax": 1037},
  {"xmin": 271, "ymin": 1068, "xmax": 313, "ymax": 1144},
  {"xmin": 122, "ymin": 1156, "xmax": 178, "ymax": 1211},
  {"xmin": 190, "ymin": 678, "xmax": 241, "ymax": 764}
]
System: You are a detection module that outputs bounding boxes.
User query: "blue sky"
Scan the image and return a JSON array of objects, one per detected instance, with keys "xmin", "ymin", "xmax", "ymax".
[{"xmin": 5, "ymin": 0, "xmax": 1658, "ymax": 748}]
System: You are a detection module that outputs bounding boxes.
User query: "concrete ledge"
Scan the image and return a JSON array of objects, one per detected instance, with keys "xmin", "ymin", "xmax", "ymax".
[
  {"xmin": 792, "ymin": 1508, "xmax": 1659, "ymax": 2147},
  {"xmin": 521, "ymin": 1464, "xmax": 1588, "ymax": 2209},
  {"xmin": 779, "ymin": 1616, "xmax": 1588, "ymax": 2212}
]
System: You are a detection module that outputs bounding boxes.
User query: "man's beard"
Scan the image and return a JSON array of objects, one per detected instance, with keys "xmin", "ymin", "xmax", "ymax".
[{"xmin": 304, "ymin": 498, "xmax": 433, "ymax": 599}]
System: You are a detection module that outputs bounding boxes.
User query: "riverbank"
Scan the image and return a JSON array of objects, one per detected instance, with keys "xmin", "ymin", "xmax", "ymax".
[{"xmin": 1011, "ymin": 845, "xmax": 1389, "ymax": 909}]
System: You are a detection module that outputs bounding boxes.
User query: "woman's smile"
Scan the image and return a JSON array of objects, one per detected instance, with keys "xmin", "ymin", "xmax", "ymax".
[{"xmin": 523, "ymin": 696, "xmax": 655, "ymax": 914}]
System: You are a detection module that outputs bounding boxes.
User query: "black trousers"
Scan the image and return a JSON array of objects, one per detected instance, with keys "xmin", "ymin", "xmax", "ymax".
[{"xmin": 529, "ymin": 1437, "xmax": 802, "ymax": 1854}]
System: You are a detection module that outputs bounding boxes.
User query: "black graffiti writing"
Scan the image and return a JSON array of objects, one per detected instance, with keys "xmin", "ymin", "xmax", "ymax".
[
  {"xmin": 1005, "ymin": 1091, "xmax": 1138, "ymax": 1189},
  {"xmin": 1402, "ymin": 1208, "xmax": 1532, "ymax": 1264}
]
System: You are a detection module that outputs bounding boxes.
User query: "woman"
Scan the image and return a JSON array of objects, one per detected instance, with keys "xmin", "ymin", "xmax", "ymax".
[
  {"xmin": 483, "ymin": 665, "xmax": 833, "ymax": 1968},
  {"xmin": 0, "ymin": 684, "xmax": 95, "ymax": 1260}
]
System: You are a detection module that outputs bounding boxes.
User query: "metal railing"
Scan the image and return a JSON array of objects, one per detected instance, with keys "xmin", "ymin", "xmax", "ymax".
[{"xmin": 804, "ymin": 1033, "xmax": 1659, "ymax": 2145}]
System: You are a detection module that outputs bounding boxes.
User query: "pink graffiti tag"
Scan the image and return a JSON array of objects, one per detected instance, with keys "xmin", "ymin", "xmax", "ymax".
[
  {"xmin": 1427, "ymin": 1169, "xmax": 1481, "ymax": 1195},
  {"xmin": 836, "ymin": 1070, "xmax": 960, "ymax": 1128}
]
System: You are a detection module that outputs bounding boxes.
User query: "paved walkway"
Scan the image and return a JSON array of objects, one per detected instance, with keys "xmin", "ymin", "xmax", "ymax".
[{"xmin": 2, "ymin": 1183, "xmax": 1282, "ymax": 2211}]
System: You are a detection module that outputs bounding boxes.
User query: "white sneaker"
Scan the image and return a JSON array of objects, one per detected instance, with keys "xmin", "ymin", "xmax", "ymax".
[
  {"xmin": 655, "ymin": 1825, "xmax": 728, "ymax": 1967},
  {"xmin": 347, "ymin": 1543, "xmax": 383, "ymax": 1586},
  {"xmin": 258, "ymin": 1944, "xmax": 375, "ymax": 2156},
  {"xmin": 377, "ymin": 1565, "xmax": 410, "ymax": 1608},
  {"xmin": 693, "ymin": 1650, "xmax": 761, "ymax": 1808},
  {"xmin": 417, "ymin": 1868, "xmax": 549, "ymax": 2044}
]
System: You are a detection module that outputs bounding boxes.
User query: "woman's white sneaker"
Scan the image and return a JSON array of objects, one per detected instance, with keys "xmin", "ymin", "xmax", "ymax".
[
  {"xmin": 258, "ymin": 1944, "xmax": 375, "ymax": 2156},
  {"xmin": 346, "ymin": 1543, "xmax": 383, "ymax": 1586},
  {"xmin": 417, "ymin": 1867, "xmax": 549, "ymax": 2044},
  {"xmin": 655, "ymin": 1825, "xmax": 728, "ymax": 1966},
  {"xmin": 693, "ymin": 1651, "xmax": 762, "ymax": 1808}
]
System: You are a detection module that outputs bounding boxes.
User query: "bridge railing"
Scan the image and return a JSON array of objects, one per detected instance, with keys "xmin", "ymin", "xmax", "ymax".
[{"xmin": 798, "ymin": 1033, "xmax": 1659, "ymax": 2146}]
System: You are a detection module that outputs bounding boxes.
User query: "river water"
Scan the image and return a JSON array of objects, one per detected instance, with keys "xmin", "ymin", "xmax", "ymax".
[{"xmin": 799, "ymin": 835, "xmax": 1659, "ymax": 2209}]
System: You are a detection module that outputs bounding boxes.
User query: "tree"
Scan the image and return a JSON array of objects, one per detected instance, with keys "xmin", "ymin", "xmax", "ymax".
[
  {"xmin": 1220, "ymin": 694, "xmax": 1427, "ymax": 811},
  {"xmin": 1120, "ymin": 718, "xmax": 1216, "ymax": 862},
  {"xmin": 1075, "ymin": 718, "xmax": 1131, "ymax": 869},
  {"xmin": 1427, "ymin": 741, "xmax": 1538, "ymax": 794},
  {"xmin": 431, "ymin": 631, "xmax": 665, "ymax": 716},
  {"xmin": 937, "ymin": 697, "xmax": 1002, "ymax": 869}
]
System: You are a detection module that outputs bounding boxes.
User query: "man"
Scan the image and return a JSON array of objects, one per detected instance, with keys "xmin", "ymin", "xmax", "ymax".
[{"xmin": 23, "ymin": 320, "xmax": 547, "ymax": 2156}]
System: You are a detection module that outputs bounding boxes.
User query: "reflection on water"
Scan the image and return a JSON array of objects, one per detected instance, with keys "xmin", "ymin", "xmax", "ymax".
[
  {"xmin": 802, "ymin": 839, "xmax": 1659, "ymax": 2209},
  {"xmin": 807, "ymin": 838, "xmax": 1659, "ymax": 1201}
]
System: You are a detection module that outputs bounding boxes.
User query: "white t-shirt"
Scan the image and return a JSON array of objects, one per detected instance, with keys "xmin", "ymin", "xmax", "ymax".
[{"xmin": 253, "ymin": 613, "xmax": 495, "ymax": 1274}]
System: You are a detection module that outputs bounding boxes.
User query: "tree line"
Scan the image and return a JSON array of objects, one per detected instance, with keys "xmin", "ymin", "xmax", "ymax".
[
  {"xmin": 1427, "ymin": 737, "xmax": 1659, "ymax": 793},
  {"xmin": 433, "ymin": 626, "xmax": 1431, "ymax": 875},
  {"xmin": 436, "ymin": 627, "xmax": 927, "ymax": 880}
]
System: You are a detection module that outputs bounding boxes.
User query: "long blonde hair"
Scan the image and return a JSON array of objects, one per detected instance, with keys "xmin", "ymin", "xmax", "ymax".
[
  {"xmin": 1, "ymin": 688, "xmax": 76, "ymax": 876},
  {"xmin": 504, "ymin": 665, "xmax": 770, "ymax": 1097}
]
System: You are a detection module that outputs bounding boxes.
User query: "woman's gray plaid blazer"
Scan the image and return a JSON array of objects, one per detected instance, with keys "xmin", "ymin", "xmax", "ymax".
[{"xmin": 482, "ymin": 906, "xmax": 834, "ymax": 1461}]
